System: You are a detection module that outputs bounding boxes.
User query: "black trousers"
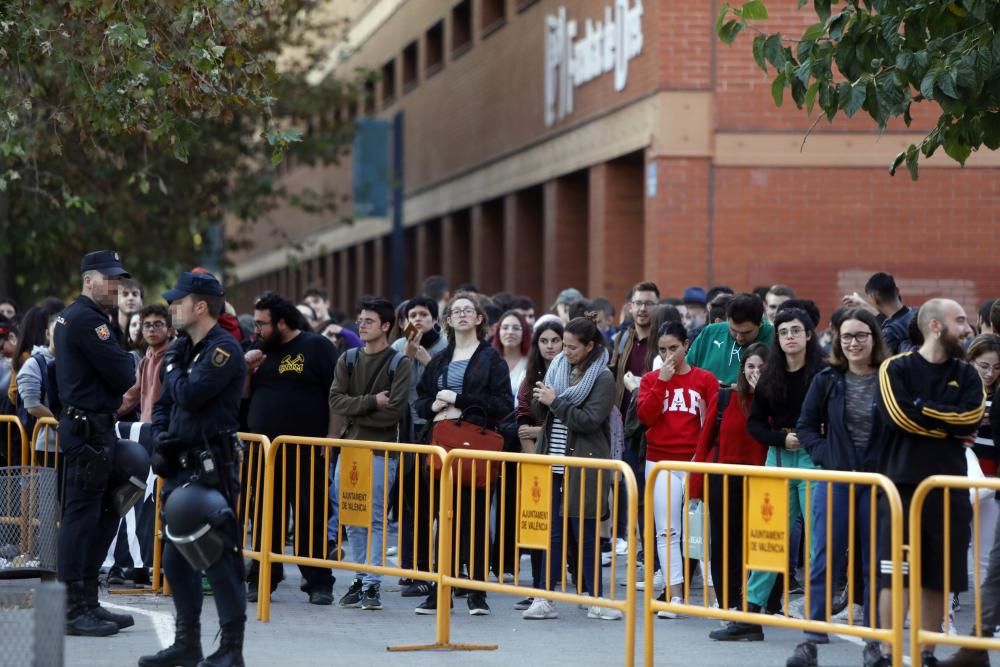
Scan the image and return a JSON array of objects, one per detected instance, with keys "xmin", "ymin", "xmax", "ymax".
[
  {"xmin": 490, "ymin": 461, "xmax": 518, "ymax": 577},
  {"xmin": 399, "ymin": 454, "xmax": 433, "ymax": 572},
  {"xmin": 248, "ymin": 444, "xmax": 332, "ymax": 592},
  {"xmin": 163, "ymin": 470, "xmax": 246, "ymax": 626},
  {"xmin": 57, "ymin": 418, "xmax": 120, "ymax": 583},
  {"xmin": 708, "ymin": 473, "xmax": 746, "ymax": 609}
]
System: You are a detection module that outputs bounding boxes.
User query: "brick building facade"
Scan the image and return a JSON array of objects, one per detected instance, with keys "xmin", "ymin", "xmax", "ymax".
[{"xmin": 228, "ymin": 0, "xmax": 1000, "ymax": 320}]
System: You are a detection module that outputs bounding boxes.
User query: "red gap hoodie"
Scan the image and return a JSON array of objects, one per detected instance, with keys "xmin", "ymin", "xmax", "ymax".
[{"xmin": 637, "ymin": 366, "xmax": 719, "ymax": 463}]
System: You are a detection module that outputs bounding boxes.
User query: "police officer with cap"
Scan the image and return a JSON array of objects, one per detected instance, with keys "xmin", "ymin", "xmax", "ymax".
[
  {"xmin": 139, "ymin": 272, "xmax": 247, "ymax": 667},
  {"xmin": 55, "ymin": 250, "xmax": 139, "ymax": 636}
]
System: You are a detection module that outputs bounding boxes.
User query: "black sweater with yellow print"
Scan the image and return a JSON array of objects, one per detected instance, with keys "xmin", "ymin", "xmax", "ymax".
[{"xmin": 876, "ymin": 351, "xmax": 985, "ymax": 485}]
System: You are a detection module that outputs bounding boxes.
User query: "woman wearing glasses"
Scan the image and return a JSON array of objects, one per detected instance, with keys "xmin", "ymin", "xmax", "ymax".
[
  {"xmin": 413, "ymin": 293, "xmax": 513, "ymax": 617},
  {"xmin": 710, "ymin": 307, "xmax": 826, "ymax": 643},
  {"xmin": 967, "ymin": 336, "xmax": 1000, "ymax": 583},
  {"xmin": 782, "ymin": 309, "xmax": 890, "ymax": 667}
]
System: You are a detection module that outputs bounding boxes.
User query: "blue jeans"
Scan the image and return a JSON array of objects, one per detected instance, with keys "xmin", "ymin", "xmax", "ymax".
[
  {"xmin": 804, "ymin": 481, "xmax": 874, "ymax": 641},
  {"xmin": 548, "ymin": 477, "xmax": 601, "ymax": 598},
  {"xmin": 333, "ymin": 455, "xmax": 398, "ymax": 587}
]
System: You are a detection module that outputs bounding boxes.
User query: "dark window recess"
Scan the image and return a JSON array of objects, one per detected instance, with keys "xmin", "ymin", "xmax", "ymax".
[
  {"xmin": 425, "ymin": 20, "xmax": 444, "ymax": 75},
  {"xmin": 481, "ymin": 0, "xmax": 506, "ymax": 34},
  {"xmin": 381, "ymin": 59, "xmax": 396, "ymax": 108},
  {"xmin": 402, "ymin": 41, "xmax": 418, "ymax": 91},
  {"xmin": 451, "ymin": 0, "xmax": 472, "ymax": 55},
  {"xmin": 363, "ymin": 78, "xmax": 375, "ymax": 116}
]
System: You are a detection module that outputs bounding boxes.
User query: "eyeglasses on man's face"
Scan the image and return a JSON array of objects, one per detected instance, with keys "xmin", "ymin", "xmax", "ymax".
[
  {"xmin": 451, "ymin": 308, "xmax": 476, "ymax": 317},
  {"xmin": 777, "ymin": 326, "xmax": 806, "ymax": 339},
  {"xmin": 141, "ymin": 321, "xmax": 168, "ymax": 331},
  {"xmin": 631, "ymin": 300, "xmax": 656, "ymax": 310}
]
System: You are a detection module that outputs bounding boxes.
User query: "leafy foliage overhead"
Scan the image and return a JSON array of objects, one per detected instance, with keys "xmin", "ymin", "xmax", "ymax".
[
  {"xmin": 0, "ymin": 0, "xmax": 363, "ymax": 302},
  {"xmin": 716, "ymin": 0, "xmax": 1000, "ymax": 179}
]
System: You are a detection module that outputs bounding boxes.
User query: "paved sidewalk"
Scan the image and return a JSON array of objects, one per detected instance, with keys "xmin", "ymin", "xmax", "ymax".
[{"xmin": 62, "ymin": 554, "xmax": 916, "ymax": 667}]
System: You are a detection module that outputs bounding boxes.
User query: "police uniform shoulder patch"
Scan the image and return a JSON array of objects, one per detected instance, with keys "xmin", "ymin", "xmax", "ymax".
[
  {"xmin": 95, "ymin": 324, "xmax": 111, "ymax": 341},
  {"xmin": 211, "ymin": 347, "xmax": 232, "ymax": 367}
]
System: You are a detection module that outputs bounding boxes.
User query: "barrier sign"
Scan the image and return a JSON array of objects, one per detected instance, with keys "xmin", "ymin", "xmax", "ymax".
[
  {"xmin": 339, "ymin": 448, "xmax": 373, "ymax": 527},
  {"xmin": 518, "ymin": 463, "xmax": 552, "ymax": 549},
  {"xmin": 746, "ymin": 477, "xmax": 788, "ymax": 572}
]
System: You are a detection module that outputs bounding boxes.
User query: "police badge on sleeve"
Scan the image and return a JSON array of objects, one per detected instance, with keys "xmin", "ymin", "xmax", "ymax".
[
  {"xmin": 95, "ymin": 324, "xmax": 111, "ymax": 341},
  {"xmin": 211, "ymin": 347, "xmax": 231, "ymax": 367}
]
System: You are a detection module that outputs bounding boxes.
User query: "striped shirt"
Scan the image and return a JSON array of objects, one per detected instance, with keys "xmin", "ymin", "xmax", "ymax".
[{"xmin": 549, "ymin": 417, "xmax": 569, "ymax": 474}]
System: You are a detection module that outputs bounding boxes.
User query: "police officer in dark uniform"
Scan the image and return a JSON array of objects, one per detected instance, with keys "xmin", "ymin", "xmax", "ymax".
[
  {"xmin": 139, "ymin": 272, "xmax": 247, "ymax": 667},
  {"xmin": 55, "ymin": 250, "xmax": 139, "ymax": 637}
]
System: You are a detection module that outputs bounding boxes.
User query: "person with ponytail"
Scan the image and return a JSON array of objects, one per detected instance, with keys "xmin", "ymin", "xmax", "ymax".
[{"xmin": 522, "ymin": 314, "xmax": 619, "ymax": 621}]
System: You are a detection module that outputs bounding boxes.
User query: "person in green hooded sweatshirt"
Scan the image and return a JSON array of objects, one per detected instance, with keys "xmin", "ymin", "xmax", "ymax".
[{"xmin": 686, "ymin": 293, "xmax": 774, "ymax": 386}]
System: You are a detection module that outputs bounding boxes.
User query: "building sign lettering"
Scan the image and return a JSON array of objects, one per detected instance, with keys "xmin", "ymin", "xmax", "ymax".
[{"xmin": 544, "ymin": 0, "xmax": 644, "ymax": 126}]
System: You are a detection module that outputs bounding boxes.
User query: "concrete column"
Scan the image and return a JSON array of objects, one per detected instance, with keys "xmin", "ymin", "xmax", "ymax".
[{"xmin": 373, "ymin": 236, "xmax": 386, "ymax": 297}]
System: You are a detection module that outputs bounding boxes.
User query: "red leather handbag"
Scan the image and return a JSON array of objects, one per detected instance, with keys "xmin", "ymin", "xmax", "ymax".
[{"xmin": 429, "ymin": 408, "xmax": 504, "ymax": 488}]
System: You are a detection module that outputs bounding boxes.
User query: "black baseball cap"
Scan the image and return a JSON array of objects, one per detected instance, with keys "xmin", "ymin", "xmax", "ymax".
[
  {"xmin": 80, "ymin": 250, "xmax": 130, "ymax": 278},
  {"xmin": 162, "ymin": 272, "xmax": 224, "ymax": 302}
]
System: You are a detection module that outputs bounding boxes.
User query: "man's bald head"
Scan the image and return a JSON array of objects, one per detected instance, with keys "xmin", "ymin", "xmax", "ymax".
[{"xmin": 917, "ymin": 298, "xmax": 955, "ymax": 337}]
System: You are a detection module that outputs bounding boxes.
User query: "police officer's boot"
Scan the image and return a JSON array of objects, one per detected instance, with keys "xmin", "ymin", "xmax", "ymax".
[
  {"xmin": 65, "ymin": 580, "xmax": 118, "ymax": 637},
  {"xmin": 197, "ymin": 620, "xmax": 244, "ymax": 667},
  {"xmin": 85, "ymin": 577, "xmax": 135, "ymax": 629},
  {"xmin": 138, "ymin": 618, "xmax": 203, "ymax": 667}
]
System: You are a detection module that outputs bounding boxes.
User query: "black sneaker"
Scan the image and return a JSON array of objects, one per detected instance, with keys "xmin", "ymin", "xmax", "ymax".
[
  {"xmin": 467, "ymin": 592, "xmax": 490, "ymax": 616},
  {"xmin": 863, "ymin": 641, "xmax": 885, "ymax": 667},
  {"xmin": 788, "ymin": 575, "xmax": 805, "ymax": 595},
  {"xmin": 338, "ymin": 579, "xmax": 364, "ymax": 608},
  {"xmin": 922, "ymin": 652, "xmax": 939, "ymax": 667},
  {"xmin": 401, "ymin": 581, "xmax": 432, "ymax": 598},
  {"xmin": 708, "ymin": 621, "xmax": 765, "ymax": 642},
  {"xmin": 454, "ymin": 585, "xmax": 469, "ymax": 598},
  {"xmin": 107, "ymin": 567, "xmax": 127, "ymax": 586},
  {"xmin": 415, "ymin": 591, "xmax": 453, "ymax": 615},
  {"xmin": 786, "ymin": 641, "xmax": 818, "ymax": 667},
  {"xmin": 513, "ymin": 597, "xmax": 533, "ymax": 611},
  {"xmin": 361, "ymin": 584, "xmax": 383, "ymax": 610},
  {"xmin": 308, "ymin": 589, "xmax": 334, "ymax": 606}
]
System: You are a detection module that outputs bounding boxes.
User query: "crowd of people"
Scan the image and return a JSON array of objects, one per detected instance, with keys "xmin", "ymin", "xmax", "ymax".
[{"xmin": 1, "ymin": 269, "xmax": 999, "ymax": 667}]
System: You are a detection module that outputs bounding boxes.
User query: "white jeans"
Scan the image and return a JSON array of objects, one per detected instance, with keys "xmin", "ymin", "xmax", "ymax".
[{"xmin": 646, "ymin": 462, "xmax": 711, "ymax": 588}]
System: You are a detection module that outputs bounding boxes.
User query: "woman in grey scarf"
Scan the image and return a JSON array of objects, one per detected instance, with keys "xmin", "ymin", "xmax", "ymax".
[{"xmin": 523, "ymin": 315, "xmax": 619, "ymax": 621}]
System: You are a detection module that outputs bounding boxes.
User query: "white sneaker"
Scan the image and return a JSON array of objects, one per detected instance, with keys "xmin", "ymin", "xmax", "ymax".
[
  {"xmin": 601, "ymin": 551, "xmax": 613, "ymax": 566},
  {"xmin": 943, "ymin": 610, "xmax": 958, "ymax": 635},
  {"xmin": 615, "ymin": 538, "xmax": 628, "ymax": 555},
  {"xmin": 522, "ymin": 598, "xmax": 558, "ymax": 620},
  {"xmin": 634, "ymin": 570, "xmax": 665, "ymax": 592},
  {"xmin": 657, "ymin": 596, "xmax": 686, "ymax": 619},
  {"xmin": 587, "ymin": 605, "xmax": 623, "ymax": 621}
]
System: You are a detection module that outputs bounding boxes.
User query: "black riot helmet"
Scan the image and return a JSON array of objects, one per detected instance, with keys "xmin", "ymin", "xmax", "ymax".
[
  {"xmin": 110, "ymin": 439, "xmax": 150, "ymax": 517},
  {"xmin": 163, "ymin": 483, "xmax": 234, "ymax": 571}
]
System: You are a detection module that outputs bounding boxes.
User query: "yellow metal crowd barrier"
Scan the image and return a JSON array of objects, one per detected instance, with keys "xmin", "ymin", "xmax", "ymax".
[
  {"xmin": 388, "ymin": 449, "xmax": 638, "ymax": 662},
  {"xmin": 1, "ymin": 415, "xmax": 28, "ymax": 466},
  {"xmin": 909, "ymin": 475, "xmax": 1000, "ymax": 663},
  {"xmin": 257, "ymin": 436, "xmax": 447, "ymax": 624},
  {"xmin": 29, "ymin": 416, "xmax": 59, "ymax": 468},
  {"xmin": 149, "ymin": 432, "xmax": 272, "ymax": 598},
  {"xmin": 643, "ymin": 461, "xmax": 905, "ymax": 667}
]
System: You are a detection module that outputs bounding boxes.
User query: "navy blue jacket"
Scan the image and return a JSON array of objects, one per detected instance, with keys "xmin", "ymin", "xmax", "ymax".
[
  {"xmin": 54, "ymin": 295, "xmax": 135, "ymax": 413},
  {"xmin": 796, "ymin": 367, "xmax": 885, "ymax": 472},
  {"xmin": 152, "ymin": 324, "xmax": 245, "ymax": 444}
]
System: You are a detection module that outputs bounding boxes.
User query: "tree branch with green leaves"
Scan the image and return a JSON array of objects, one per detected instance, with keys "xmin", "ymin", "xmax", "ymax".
[{"xmin": 716, "ymin": 0, "xmax": 1000, "ymax": 180}]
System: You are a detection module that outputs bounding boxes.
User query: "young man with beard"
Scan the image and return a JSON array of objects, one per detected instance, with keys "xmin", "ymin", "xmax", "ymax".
[
  {"xmin": 686, "ymin": 293, "xmax": 775, "ymax": 386},
  {"xmin": 118, "ymin": 304, "xmax": 173, "ymax": 422},
  {"xmin": 871, "ymin": 299, "xmax": 985, "ymax": 667},
  {"xmin": 244, "ymin": 293, "xmax": 339, "ymax": 605}
]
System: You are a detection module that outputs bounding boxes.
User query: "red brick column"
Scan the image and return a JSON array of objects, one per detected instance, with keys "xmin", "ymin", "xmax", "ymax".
[
  {"xmin": 543, "ymin": 173, "xmax": 589, "ymax": 307},
  {"xmin": 588, "ymin": 157, "xmax": 644, "ymax": 302},
  {"xmin": 470, "ymin": 201, "xmax": 503, "ymax": 295},
  {"xmin": 502, "ymin": 189, "xmax": 544, "ymax": 306}
]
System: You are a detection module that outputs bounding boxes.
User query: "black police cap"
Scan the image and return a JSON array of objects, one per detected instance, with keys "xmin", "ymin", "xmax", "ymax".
[
  {"xmin": 162, "ymin": 272, "xmax": 224, "ymax": 302},
  {"xmin": 80, "ymin": 250, "xmax": 130, "ymax": 278}
]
